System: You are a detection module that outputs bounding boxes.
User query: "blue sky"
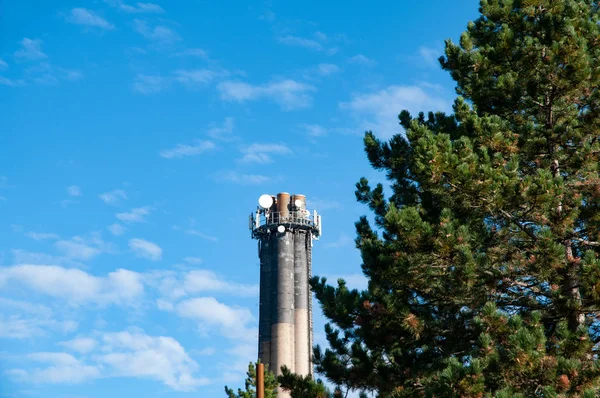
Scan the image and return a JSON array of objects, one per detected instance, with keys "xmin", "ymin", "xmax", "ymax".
[{"xmin": 0, "ymin": 1, "xmax": 478, "ymax": 397}]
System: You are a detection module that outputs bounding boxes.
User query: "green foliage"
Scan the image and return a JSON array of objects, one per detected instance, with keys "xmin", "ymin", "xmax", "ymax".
[
  {"xmin": 224, "ymin": 362, "xmax": 278, "ymax": 398},
  {"xmin": 303, "ymin": 1, "xmax": 600, "ymax": 397}
]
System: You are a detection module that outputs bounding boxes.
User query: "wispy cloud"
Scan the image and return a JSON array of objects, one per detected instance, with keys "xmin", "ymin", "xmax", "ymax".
[
  {"xmin": 217, "ymin": 79, "xmax": 316, "ymax": 110},
  {"xmin": 105, "ymin": 0, "xmax": 165, "ymax": 14},
  {"xmin": 340, "ymin": 85, "xmax": 450, "ymax": 138},
  {"xmin": 277, "ymin": 35, "xmax": 323, "ymax": 51},
  {"xmin": 116, "ymin": 206, "xmax": 151, "ymax": 223},
  {"xmin": 132, "ymin": 74, "xmax": 167, "ymax": 94},
  {"xmin": 172, "ymin": 48, "xmax": 207, "ymax": 58},
  {"xmin": 0, "ymin": 58, "xmax": 8, "ymax": 69},
  {"xmin": 348, "ymin": 54, "xmax": 376, "ymax": 66},
  {"xmin": 67, "ymin": 185, "xmax": 81, "ymax": 197},
  {"xmin": 239, "ymin": 143, "xmax": 291, "ymax": 164},
  {"xmin": 54, "ymin": 235, "xmax": 111, "ymax": 260},
  {"xmin": 213, "ymin": 171, "xmax": 272, "ymax": 185},
  {"xmin": 0, "ymin": 77, "xmax": 25, "ymax": 87},
  {"xmin": 160, "ymin": 140, "xmax": 215, "ymax": 159},
  {"xmin": 0, "ymin": 298, "xmax": 76, "ymax": 339},
  {"xmin": 99, "ymin": 189, "xmax": 127, "ymax": 205},
  {"xmin": 207, "ymin": 117, "xmax": 235, "ymax": 141},
  {"xmin": 306, "ymin": 197, "xmax": 341, "ymax": 211},
  {"xmin": 277, "ymin": 35, "xmax": 337, "ymax": 55},
  {"xmin": 173, "ymin": 69, "xmax": 224, "ymax": 87},
  {"xmin": 133, "ymin": 19, "xmax": 180, "ymax": 44},
  {"xmin": 14, "ymin": 38, "xmax": 47, "ymax": 61},
  {"xmin": 107, "ymin": 224, "xmax": 126, "ymax": 236},
  {"xmin": 300, "ymin": 123, "xmax": 327, "ymax": 138},
  {"xmin": 324, "ymin": 234, "xmax": 354, "ymax": 248},
  {"xmin": 129, "ymin": 238, "xmax": 162, "ymax": 261},
  {"xmin": 59, "ymin": 337, "xmax": 98, "ymax": 354},
  {"xmin": 418, "ymin": 46, "xmax": 442, "ymax": 68},
  {"xmin": 25, "ymin": 232, "xmax": 59, "ymax": 241},
  {"xmin": 183, "ymin": 257, "xmax": 202, "ymax": 265},
  {"xmin": 185, "ymin": 229, "xmax": 218, "ymax": 242},
  {"xmin": 317, "ymin": 63, "xmax": 340, "ymax": 76},
  {"xmin": 65, "ymin": 8, "xmax": 115, "ymax": 30}
]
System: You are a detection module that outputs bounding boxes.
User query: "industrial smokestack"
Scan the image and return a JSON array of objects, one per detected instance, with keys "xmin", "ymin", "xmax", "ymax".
[{"xmin": 250, "ymin": 193, "xmax": 321, "ymax": 397}]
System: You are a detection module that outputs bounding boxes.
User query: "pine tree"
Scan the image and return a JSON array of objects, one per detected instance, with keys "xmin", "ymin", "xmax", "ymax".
[
  {"xmin": 302, "ymin": 1, "xmax": 600, "ymax": 397},
  {"xmin": 224, "ymin": 362, "xmax": 278, "ymax": 398}
]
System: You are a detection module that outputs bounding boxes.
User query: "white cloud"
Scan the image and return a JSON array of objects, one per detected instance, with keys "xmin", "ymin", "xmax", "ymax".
[
  {"xmin": 317, "ymin": 63, "xmax": 340, "ymax": 76},
  {"xmin": 217, "ymin": 79, "xmax": 316, "ymax": 110},
  {"xmin": 15, "ymin": 352, "xmax": 101, "ymax": 384},
  {"xmin": 14, "ymin": 38, "xmax": 47, "ymax": 61},
  {"xmin": 0, "ymin": 77, "xmax": 24, "ymax": 87},
  {"xmin": 174, "ymin": 297, "xmax": 255, "ymax": 340},
  {"xmin": 418, "ymin": 46, "xmax": 441, "ymax": 68},
  {"xmin": 0, "ymin": 58, "xmax": 8, "ymax": 69},
  {"xmin": 340, "ymin": 85, "xmax": 450, "ymax": 138},
  {"xmin": 106, "ymin": 0, "xmax": 164, "ymax": 13},
  {"xmin": 116, "ymin": 206, "xmax": 151, "ymax": 222},
  {"xmin": 55, "ymin": 235, "xmax": 106, "ymax": 260},
  {"xmin": 213, "ymin": 171, "xmax": 272, "ymax": 185},
  {"xmin": 66, "ymin": 8, "xmax": 114, "ymax": 30},
  {"xmin": 0, "ymin": 265, "xmax": 144, "ymax": 305},
  {"xmin": 59, "ymin": 337, "xmax": 98, "ymax": 354},
  {"xmin": 277, "ymin": 35, "xmax": 323, "ymax": 51},
  {"xmin": 207, "ymin": 117, "xmax": 235, "ymax": 141},
  {"xmin": 172, "ymin": 48, "xmax": 207, "ymax": 58},
  {"xmin": 107, "ymin": 223, "xmax": 126, "ymax": 236},
  {"xmin": 59, "ymin": 68, "xmax": 84, "ymax": 81},
  {"xmin": 0, "ymin": 316, "xmax": 76, "ymax": 339},
  {"xmin": 239, "ymin": 143, "xmax": 291, "ymax": 164},
  {"xmin": 300, "ymin": 123, "xmax": 327, "ymax": 137},
  {"xmin": 314, "ymin": 31, "xmax": 328, "ymax": 41},
  {"xmin": 146, "ymin": 268, "xmax": 257, "ymax": 302},
  {"xmin": 173, "ymin": 69, "xmax": 225, "ymax": 87},
  {"xmin": 183, "ymin": 256, "xmax": 202, "ymax": 265},
  {"xmin": 185, "ymin": 229, "xmax": 218, "ymax": 242},
  {"xmin": 9, "ymin": 330, "xmax": 208, "ymax": 391},
  {"xmin": 25, "ymin": 232, "xmax": 59, "ymax": 241},
  {"xmin": 99, "ymin": 189, "xmax": 127, "ymax": 205},
  {"xmin": 133, "ymin": 74, "xmax": 167, "ymax": 94},
  {"xmin": 11, "ymin": 249, "xmax": 83, "ymax": 268},
  {"xmin": 0, "ymin": 298, "xmax": 76, "ymax": 339},
  {"xmin": 67, "ymin": 185, "xmax": 81, "ymax": 196},
  {"xmin": 160, "ymin": 140, "xmax": 215, "ymax": 158},
  {"xmin": 348, "ymin": 54, "xmax": 376, "ymax": 66},
  {"xmin": 183, "ymin": 270, "xmax": 257, "ymax": 297},
  {"xmin": 98, "ymin": 330, "xmax": 209, "ymax": 390},
  {"xmin": 129, "ymin": 238, "xmax": 162, "ymax": 261},
  {"xmin": 277, "ymin": 35, "xmax": 337, "ymax": 55},
  {"xmin": 306, "ymin": 197, "xmax": 341, "ymax": 211},
  {"xmin": 324, "ymin": 234, "xmax": 354, "ymax": 248},
  {"xmin": 133, "ymin": 19, "xmax": 180, "ymax": 43}
]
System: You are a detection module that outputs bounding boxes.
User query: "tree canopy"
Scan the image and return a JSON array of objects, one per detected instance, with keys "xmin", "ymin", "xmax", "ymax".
[{"xmin": 301, "ymin": 1, "xmax": 600, "ymax": 397}]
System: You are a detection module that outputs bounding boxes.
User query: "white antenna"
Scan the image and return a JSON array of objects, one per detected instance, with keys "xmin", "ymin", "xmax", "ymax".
[{"xmin": 258, "ymin": 194, "xmax": 273, "ymax": 209}]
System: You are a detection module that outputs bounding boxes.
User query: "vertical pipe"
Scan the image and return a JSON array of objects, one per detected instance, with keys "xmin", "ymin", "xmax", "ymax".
[
  {"xmin": 257, "ymin": 362, "xmax": 265, "ymax": 398},
  {"xmin": 258, "ymin": 237, "xmax": 272, "ymax": 368},
  {"xmin": 272, "ymin": 228, "xmax": 295, "ymax": 377},
  {"xmin": 277, "ymin": 193, "xmax": 291, "ymax": 219},
  {"xmin": 294, "ymin": 230, "xmax": 310, "ymax": 376}
]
